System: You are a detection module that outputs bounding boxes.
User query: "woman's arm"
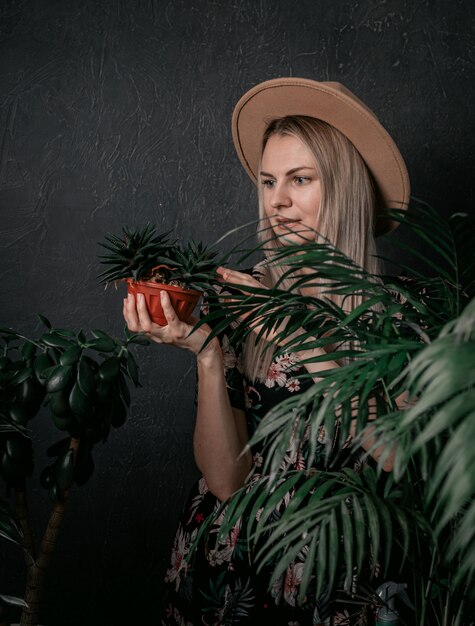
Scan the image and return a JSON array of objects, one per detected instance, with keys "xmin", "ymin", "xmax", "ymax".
[
  {"xmin": 123, "ymin": 291, "xmax": 252, "ymax": 501},
  {"xmin": 194, "ymin": 344, "xmax": 252, "ymax": 500}
]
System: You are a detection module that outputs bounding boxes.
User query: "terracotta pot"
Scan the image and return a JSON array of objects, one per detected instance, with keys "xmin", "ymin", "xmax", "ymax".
[{"xmin": 126, "ymin": 279, "xmax": 201, "ymax": 326}]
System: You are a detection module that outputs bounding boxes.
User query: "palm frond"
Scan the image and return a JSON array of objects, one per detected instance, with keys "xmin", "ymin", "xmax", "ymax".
[{"xmin": 192, "ymin": 202, "xmax": 475, "ymax": 621}]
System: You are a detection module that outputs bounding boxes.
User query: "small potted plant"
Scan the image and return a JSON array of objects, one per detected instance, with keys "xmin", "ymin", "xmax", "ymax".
[{"xmin": 98, "ymin": 225, "xmax": 223, "ymax": 325}]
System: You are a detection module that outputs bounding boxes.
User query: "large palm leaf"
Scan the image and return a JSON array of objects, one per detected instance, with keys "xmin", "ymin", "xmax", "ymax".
[{"xmin": 196, "ymin": 199, "xmax": 475, "ymax": 623}]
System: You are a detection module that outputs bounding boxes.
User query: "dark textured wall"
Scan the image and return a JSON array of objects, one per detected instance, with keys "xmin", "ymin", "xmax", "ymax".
[{"xmin": 1, "ymin": 1, "xmax": 474, "ymax": 624}]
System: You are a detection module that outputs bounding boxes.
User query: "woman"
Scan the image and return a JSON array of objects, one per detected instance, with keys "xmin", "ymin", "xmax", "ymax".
[{"xmin": 123, "ymin": 78, "xmax": 410, "ymax": 625}]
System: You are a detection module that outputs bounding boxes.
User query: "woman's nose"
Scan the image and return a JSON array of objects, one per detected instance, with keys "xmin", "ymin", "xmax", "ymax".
[{"xmin": 270, "ymin": 182, "xmax": 292, "ymax": 208}]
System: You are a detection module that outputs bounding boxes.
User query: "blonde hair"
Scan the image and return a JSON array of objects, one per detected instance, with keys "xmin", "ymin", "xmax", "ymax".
[{"xmin": 242, "ymin": 115, "xmax": 380, "ymax": 382}]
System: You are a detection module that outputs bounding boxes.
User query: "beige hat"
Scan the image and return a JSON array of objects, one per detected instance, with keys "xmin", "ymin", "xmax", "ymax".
[{"xmin": 232, "ymin": 77, "xmax": 410, "ymax": 234}]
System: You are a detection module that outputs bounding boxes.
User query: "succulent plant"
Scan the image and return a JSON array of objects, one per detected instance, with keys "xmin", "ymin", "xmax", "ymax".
[
  {"xmin": 160, "ymin": 240, "xmax": 222, "ymax": 291},
  {"xmin": 0, "ymin": 314, "xmax": 145, "ymax": 497},
  {"xmin": 97, "ymin": 224, "xmax": 174, "ymax": 283},
  {"xmin": 98, "ymin": 225, "xmax": 222, "ymax": 292},
  {"xmin": 0, "ymin": 314, "xmax": 147, "ymax": 626}
]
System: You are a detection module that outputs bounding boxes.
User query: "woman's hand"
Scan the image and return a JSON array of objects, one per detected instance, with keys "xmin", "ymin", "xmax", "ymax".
[
  {"xmin": 216, "ymin": 266, "xmax": 311, "ymax": 352},
  {"xmin": 216, "ymin": 266, "xmax": 265, "ymax": 318},
  {"xmin": 123, "ymin": 291, "xmax": 220, "ymax": 362},
  {"xmin": 216, "ymin": 266, "xmax": 290, "ymax": 341}
]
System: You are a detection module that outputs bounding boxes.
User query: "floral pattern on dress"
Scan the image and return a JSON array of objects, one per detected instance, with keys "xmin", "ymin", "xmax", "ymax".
[
  {"xmin": 264, "ymin": 352, "xmax": 301, "ymax": 392},
  {"xmin": 161, "ymin": 268, "xmax": 377, "ymax": 626}
]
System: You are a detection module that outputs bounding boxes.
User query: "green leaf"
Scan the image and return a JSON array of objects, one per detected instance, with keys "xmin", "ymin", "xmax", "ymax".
[
  {"xmin": 87, "ymin": 337, "xmax": 116, "ymax": 352},
  {"xmin": 0, "ymin": 594, "xmax": 28, "ymax": 608},
  {"xmin": 127, "ymin": 334, "xmax": 150, "ymax": 346},
  {"xmin": 126, "ymin": 352, "xmax": 139, "ymax": 386},
  {"xmin": 77, "ymin": 357, "xmax": 96, "ymax": 399},
  {"xmin": 340, "ymin": 499, "xmax": 354, "ymax": 593},
  {"xmin": 60, "ymin": 345, "xmax": 82, "ymax": 366},
  {"xmin": 363, "ymin": 493, "xmax": 380, "ymax": 577},
  {"xmin": 39, "ymin": 465, "xmax": 55, "ymax": 489},
  {"xmin": 69, "ymin": 381, "xmax": 91, "ymax": 416},
  {"xmin": 352, "ymin": 494, "xmax": 366, "ymax": 575},
  {"xmin": 98, "ymin": 357, "xmax": 120, "ymax": 382},
  {"xmin": 40, "ymin": 332, "xmax": 74, "ymax": 349},
  {"xmin": 1, "ymin": 452, "xmax": 25, "ymax": 485},
  {"xmin": 55, "ymin": 449, "xmax": 75, "ymax": 491},
  {"xmin": 51, "ymin": 413, "xmax": 77, "ymax": 433},
  {"xmin": 91, "ymin": 329, "xmax": 109, "ymax": 340},
  {"xmin": 48, "ymin": 483, "xmax": 61, "ymax": 502},
  {"xmin": 21, "ymin": 341, "xmax": 36, "ymax": 360},
  {"xmin": 34, "ymin": 352, "xmax": 54, "ymax": 382},
  {"xmin": 118, "ymin": 373, "xmax": 131, "ymax": 407},
  {"xmin": 314, "ymin": 523, "xmax": 326, "ymax": 600},
  {"xmin": 37, "ymin": 313, "xmax": 52, "ymax": 329},
  {"xmin": 327, "ymin": 508, "xmax": 339, "ymax": 593},
  {"xmin": 10, "ymin": 367, "xmax": 34, "ymax": 386},
  {"xmin": 5, "ymin": 438, "xmax": 31, "ymax": 464},
  {"xmin": 46, "ymin": 365, "xmax": 75, "ymax": 393},
  {"xmin": 17, "ymin": 376, "xmax": 44, "ymax": 408},
  {"xmin": 48, "ymin": 389, "xmax": 72, "ymax": 418}
]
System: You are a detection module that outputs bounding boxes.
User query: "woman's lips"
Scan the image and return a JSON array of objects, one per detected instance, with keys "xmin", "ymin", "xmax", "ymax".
[{"xmin": 275, "ymin": 218, "xmax": 301, "ymax": 228}]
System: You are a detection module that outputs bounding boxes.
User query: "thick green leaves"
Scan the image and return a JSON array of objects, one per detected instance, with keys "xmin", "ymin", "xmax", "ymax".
[
  {"xmin": 46, "ymin": 365, "xmax": 75, "ymax": 393},
  {"xmin": 60, "ymin": 345, "xmax": 82, "ymax": 366},
  {"xmin": 34, "ymin": 353, "xmax": 54, "ymax": 381},
  {"xmin": 77, "ymin": 357, "xmax": 95, "ymax": 398},
  {"xmin": 98, "ymin": 357, "xmax": 120, "ymax": 382},
  {"xmin": 55, "ymin": 449, "xmax": 75, "ymax": 492},
  {"xmin": 87, "ymin": 337, "xmax": 116, "ymax": 352},
  {"xmin": 17, "ymin": 376, "xmax": 44, "ymax": 407},
  {"xmin": 69, "ymin": 381, "xmax": 91, "ymax": 416},
  {"xmin": 126, "ymin": 352, "xmax": 139, "ymax": 386},
  {"xmin": 49, "ymin": 390, "xmax": 71, "ymax": 418},
  {"xmin": 40, "ymin": 332, "xmax": 74, "ymax": 349},
  {"xmin": 0, "ymin": 322, "xmax": 144, "ymax": 535},
  {"xmin": 39, "ymin": 465, "xmax": 55, "ymax": 489}
]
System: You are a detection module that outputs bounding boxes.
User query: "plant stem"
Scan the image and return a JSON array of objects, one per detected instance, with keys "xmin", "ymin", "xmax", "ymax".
[{"xmin": 19, "ymin": 437, "xmax": 80, "ymax": 626}]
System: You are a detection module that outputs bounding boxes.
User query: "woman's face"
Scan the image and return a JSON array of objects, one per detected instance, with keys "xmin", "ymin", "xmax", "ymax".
[{"xmin": 260, "ymin": 133, "xmax": 322, "ymax": 245}]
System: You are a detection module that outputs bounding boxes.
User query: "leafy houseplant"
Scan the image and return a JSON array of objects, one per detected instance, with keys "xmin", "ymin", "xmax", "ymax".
[
  {"xmin": 98, "ymin": 225, "xmax": 223, "ymax": 325},
  {"xmin": 193, "ymin": 201, "xmax": 475, "ymax": 625},
  {"xmin": 0, "ymin": 316, "xmax": 146, "ymax": 626}
]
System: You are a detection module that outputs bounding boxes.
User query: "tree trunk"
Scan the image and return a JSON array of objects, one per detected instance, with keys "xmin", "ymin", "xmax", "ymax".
[
  {"xmin": 18, "ymin": 437, "xmax": 80, "ymax": 626},
  {"xmin": 19, "ymin": 496, "xmax": 68, "ymax": 626}
]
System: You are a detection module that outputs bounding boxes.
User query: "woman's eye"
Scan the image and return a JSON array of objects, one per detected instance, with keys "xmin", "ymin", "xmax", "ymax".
[
  {"xmin": 295, "ymin": 176, "xmax": 309, "ymax": 185},
  {"xmin": 261, "ymin": 179, "xmax": 275, "ymax": 188}
]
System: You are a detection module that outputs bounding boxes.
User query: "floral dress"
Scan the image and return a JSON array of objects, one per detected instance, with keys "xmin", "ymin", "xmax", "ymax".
[{"xmin": 160, "ymin": 269, "xmax": 377, "ymax": 626}]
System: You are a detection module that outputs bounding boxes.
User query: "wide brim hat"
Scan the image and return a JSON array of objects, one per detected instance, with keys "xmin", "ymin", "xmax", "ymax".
[{"xmin": 232, "ymin": 77, "xmax": 410, "ymax": 235}]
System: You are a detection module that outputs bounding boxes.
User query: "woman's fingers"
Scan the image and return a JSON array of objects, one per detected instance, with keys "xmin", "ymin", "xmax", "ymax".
[
  {"xmin": 123, "ymin": 293, "xmax": 163, "ymax": 344},
  {"xmin": 122, "ymin": 291, "xmax": 214, "ymax": 354},
  {"xmin": 123, "ymin": 293, "xmax": 141, "ymax": 332},
  {"xmin": 216, "ymin": 267, "xmax": 261, "ymax": 291},
  {"xmin": 135, "ymin": 292, "xmax": 154, "ymax": 331},
  {"xmin": 159, "ymin": 290, "xmax": 178, "ymax": 325}
]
